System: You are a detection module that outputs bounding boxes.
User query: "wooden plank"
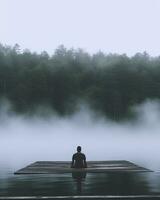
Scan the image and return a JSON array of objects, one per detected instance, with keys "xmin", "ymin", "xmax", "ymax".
[{"xmin": 14, "ymin": 160, "xmax": 152, "ymax": 174}]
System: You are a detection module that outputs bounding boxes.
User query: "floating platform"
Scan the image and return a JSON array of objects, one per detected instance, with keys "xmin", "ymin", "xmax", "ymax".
[{"xmin": 14, "ymin": 160, "xmax": 152, "ymax": 174}]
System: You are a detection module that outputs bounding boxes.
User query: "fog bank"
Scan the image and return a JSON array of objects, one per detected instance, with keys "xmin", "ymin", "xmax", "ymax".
[{"xmin": 0, "ymin": 100, "xmax": 160, "ymax": 172}]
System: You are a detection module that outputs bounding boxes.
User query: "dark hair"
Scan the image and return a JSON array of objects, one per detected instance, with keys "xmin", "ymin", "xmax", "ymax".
[{"xmin": 77, "ymin": 146, "xmax": 81, "ymax": 152}]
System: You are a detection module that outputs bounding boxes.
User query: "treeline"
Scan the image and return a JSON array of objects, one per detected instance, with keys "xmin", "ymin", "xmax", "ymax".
[{"xmin": 1, "ymin": 43, "xmax": 160, "ymax": 120}]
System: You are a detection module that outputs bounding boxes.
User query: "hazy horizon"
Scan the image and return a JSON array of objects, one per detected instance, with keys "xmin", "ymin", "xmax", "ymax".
[{"xmin": 0, "ymin": 100, "xmax": 160, "ymax": 173}]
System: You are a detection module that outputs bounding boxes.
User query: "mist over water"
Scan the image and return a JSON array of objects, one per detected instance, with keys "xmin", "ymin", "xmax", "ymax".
[{"xmin": 0, "ymin": 100, "xmax": 160, "ymax": 172}]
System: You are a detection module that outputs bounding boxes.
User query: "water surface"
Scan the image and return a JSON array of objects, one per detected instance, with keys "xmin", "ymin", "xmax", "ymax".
[{"xmin": 0, "ymin": 166, "xmax": 160, "ymax": 197}]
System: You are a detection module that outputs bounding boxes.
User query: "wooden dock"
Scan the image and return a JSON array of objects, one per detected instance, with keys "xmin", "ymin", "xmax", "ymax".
[{"xmin": 14, "ymin": 160, "xmax": 152, "ymax": 174}]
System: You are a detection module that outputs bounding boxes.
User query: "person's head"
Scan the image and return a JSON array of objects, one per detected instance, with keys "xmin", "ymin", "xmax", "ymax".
[{"xmin": 77, "ymin": 146, "xmax": 81, "ymax": 152}]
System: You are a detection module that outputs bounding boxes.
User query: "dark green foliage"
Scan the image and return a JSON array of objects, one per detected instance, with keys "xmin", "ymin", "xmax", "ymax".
[{"xmin": 1, "ymin": 44, "xmax": 160, "ymax": 120}]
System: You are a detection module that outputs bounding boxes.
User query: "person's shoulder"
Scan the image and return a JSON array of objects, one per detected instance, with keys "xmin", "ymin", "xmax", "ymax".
[
  {"xmin": 73, "ymin": 153, "xmax": 78, "ymax": 157},
  {"xmin": 81, "ymin": 153, "xmax": 86, "ymax": 157}
]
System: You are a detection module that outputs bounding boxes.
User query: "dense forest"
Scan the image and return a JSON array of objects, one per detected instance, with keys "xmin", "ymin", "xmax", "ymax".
[{"xmin": 0, "ymin": 43, "xmax": 160, "ymax": 120}]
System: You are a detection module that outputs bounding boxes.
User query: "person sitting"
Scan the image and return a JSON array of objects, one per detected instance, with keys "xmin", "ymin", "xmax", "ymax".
[{"xmin": 71, "ymin": 146, "xmax": 87, "ymax": 168}]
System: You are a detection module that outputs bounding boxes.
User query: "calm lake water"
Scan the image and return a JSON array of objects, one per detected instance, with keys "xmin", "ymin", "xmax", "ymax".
[{"xmin": 0, "ymin": 166, "xmax": 160, "ymax": 197}]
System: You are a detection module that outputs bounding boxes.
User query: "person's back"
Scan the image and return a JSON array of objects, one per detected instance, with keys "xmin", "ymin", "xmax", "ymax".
[{"xmin": 71, "ymin": 146, "xmax": 87, "ymax": 168}]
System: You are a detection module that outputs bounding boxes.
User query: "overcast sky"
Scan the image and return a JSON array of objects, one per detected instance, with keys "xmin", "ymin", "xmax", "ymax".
[{"xmin": 1, "ymin": 0, "xmax": 160, "ymax": 56}]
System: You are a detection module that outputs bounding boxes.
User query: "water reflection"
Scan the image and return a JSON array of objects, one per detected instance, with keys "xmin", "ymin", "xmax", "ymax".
[
  {"xmin": 72, "ymin": 171, "xmax": 87, "ymax": 194},
  {"xmin": 0, "ymin": 170, "xmax": 160, "ymax": 196}
]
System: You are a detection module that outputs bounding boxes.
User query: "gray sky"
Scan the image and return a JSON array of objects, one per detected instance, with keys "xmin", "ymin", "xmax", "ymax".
[{"xmin": 1, "ymin": 0, "xmax": 160, "ymax": 56}]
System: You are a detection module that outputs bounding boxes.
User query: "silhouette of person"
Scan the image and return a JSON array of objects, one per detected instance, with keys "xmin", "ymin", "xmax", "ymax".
[{"xmin": 71, "ymin": 146, "xmax": 87, "ymax": 168}]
